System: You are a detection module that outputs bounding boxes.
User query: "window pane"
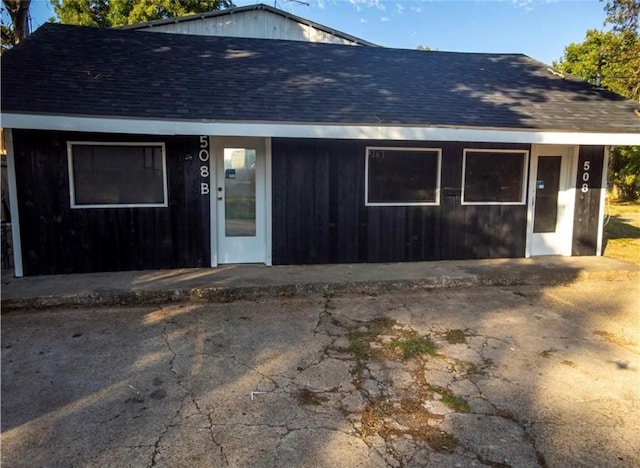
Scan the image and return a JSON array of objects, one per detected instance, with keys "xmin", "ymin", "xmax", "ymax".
[
  {"xmin": 533, "ymin": 156, "xmax": 561, "ymax": 232},
  {"xmin": 367, "ymin": 149, "xmax": 439, "ymax": 204},
  {"xmin": 72, "ymin": 145, "xmax": 165, "ymax": 206},
  {"xmin": 463, "ymin": 151, "xmax": 525, "ymax": 203},
  {"xmin": 224, "ymin": 148, "xmax": 256, "ymax": 237}
]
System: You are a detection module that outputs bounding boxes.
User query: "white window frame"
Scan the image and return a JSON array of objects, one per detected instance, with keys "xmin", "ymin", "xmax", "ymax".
[
  {"xmin": 67, "ymin": 141, "xmax": 168, "ymax": 209},
  {"xmin": 365, "ymin": 146, "xmax": 442, "ymax": 207},
  {"xmin": 461, "ymin": 148, "xmax": 529, "ymax": 206}
]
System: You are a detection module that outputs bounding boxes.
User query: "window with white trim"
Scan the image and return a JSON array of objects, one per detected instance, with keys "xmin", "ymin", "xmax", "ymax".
[
  {"xmin": 68, "ymin": 142, "xmax": 168, "ymax": 208},
  {"xmin": 462, "ymin": 149, "xmax": 528, "ymax": 205},
  {"xmin": 366, "ymin": 147, "xmax": 441, "ymax": 206}
]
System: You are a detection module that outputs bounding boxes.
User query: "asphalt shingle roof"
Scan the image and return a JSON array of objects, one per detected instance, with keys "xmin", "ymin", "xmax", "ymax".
[{"xmin": 2, "ymin": 23, "xmax": 639, "ymax": 133}]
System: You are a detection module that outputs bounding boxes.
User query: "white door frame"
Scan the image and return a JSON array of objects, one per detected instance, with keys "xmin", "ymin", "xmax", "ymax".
[
  {"xmin": 210, "ymin": 136, "xmax": 271, "ymax": 266},
  {"xmin": 526, "ymin": 144, "xmax": 578, "ymax": 257}
]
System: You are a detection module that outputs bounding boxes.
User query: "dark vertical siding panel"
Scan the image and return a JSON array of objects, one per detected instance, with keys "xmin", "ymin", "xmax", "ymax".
[
  {"xmin": 440, "ymin": 142, "xmax": 464, "ymax": 259},
  {"xmin": 336, "ymin": 141, "xmax": 365, "ymax": 263},
  {"xmin": 13, "ymin": 130, "xmax": 210, "ymax": 275},
  {"xmin": 272, "ymin": 138, "xmax": 529, "ymax": 264},
  {"xmin": 572, "ymin": 145, "xmax": 605, "ymax": 256}
]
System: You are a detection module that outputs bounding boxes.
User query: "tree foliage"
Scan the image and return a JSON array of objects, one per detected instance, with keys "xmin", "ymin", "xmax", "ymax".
[
  {"xmin": 554, "ymin": 29, "xmax": 640, "ymax": 101},
  {"xmin": 556, "ymin": 1, "xmax": 640, "ymax": 200},
  {"xmin": 1, "ymin": 0, "xmax": 32, "ymax": 52},
  {"xmin": 602, "ymin": 0, "xmax": 639, "ymax": 33},
  {"xmin": 51, "ymin": 0, "xmax": 235, "ymax": 28},
  {"xmin": 610, "ymin": 146, "xmax": 640, "ymax": 200}
]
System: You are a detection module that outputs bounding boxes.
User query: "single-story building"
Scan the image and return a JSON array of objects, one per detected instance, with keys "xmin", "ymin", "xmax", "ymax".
[
  {"xmin": 1, "ymin": 23, "xmax": 639, "ymax": 276},
  {"xmin": 122, "ymin": 2, "xmax": 377, "ymax": 46}
]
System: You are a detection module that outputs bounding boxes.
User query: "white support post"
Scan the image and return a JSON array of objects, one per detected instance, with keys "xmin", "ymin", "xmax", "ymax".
[
  {"xmin": 5, "ymin": 129, "xmax": 24, "ymax": 277},
  {"xmin": 596, "ymin": 146, "xmax": 610, "ymax": 256}
]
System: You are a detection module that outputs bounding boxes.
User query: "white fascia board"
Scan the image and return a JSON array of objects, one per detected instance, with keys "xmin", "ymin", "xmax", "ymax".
[{"xmin": 3, "ymin": 113, "xmax": 640, "ymax": 145}]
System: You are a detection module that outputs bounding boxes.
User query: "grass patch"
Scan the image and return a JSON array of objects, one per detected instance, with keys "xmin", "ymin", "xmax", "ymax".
[
  {"xmin": 445, "ymin": 329, "xmax": 467, "ymax": 344},
  {"xmin": 387, "ymin": 333, "xmax": 437, "ymax": 360},
  {"xmin": 430, "ymin": 385, "xmax": 470, "ymax": 412},
  {"xmin": 604, "ymin": 201, "xmax": 640, "ymax": 264},
  {"xmin": 348, "ymin": 336, "xmax": 372, "ymax": 362},
  {"xmin": 346, "ymin": 317, "xmax": 397, "ymax": 362}
]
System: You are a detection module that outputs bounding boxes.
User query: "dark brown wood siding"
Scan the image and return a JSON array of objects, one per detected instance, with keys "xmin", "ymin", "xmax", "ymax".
[
  {"xmin": 272, "ymin": 138, "xmax": 530, "ymax": 264},
  {"xmin": 572, "ymin": 145, "xmax": 605, "ymax": 256},
  {"xmin": 13, "ymin": 130, "xmax": 210, "ymax": 275}
]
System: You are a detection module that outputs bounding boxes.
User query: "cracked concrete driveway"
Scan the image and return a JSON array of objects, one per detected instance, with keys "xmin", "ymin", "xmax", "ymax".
[{"xmin": 2, "ymin": 280, "xmax": 639, "ymax": 467}]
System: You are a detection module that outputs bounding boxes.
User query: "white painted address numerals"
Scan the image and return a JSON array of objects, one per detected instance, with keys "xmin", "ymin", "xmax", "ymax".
[
  {"xmin": 199, "ymin": 136, "xmax": 210, "ymax": 195},
  {"xmin": 581, "ymin": 160, "xmax": 591, "ymax": 193}
]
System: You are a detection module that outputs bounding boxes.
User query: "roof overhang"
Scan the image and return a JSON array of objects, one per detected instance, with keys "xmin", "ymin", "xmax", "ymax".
[{"xmin": 2, "ymin": 113, "xmax": 640, "ymax": 146}]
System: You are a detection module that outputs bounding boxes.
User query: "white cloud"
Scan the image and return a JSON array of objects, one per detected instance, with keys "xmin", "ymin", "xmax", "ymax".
[
  {"xmin": 315, "ymin": 0, "xmax": 325, "ymax": 9},
  {"xmin": 396, "ymin": 3, "xmax": 405, "ymax": 14},
  {"xmin": 347, "ymin": 0, "xmax": 386, "ymax": 12},
  {"xmin": 360, "ymin": 18, "xmax": 367, "ymax": 23},
  {"xmin": 380, "ymin": 16, "xmax": 390, "ymax": 22},
  {"xmin": 507, "ymin": 0, "xmax": 558, "ymax": 12}
]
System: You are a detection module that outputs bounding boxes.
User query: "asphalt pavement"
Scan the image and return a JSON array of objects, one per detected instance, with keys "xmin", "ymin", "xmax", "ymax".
[{"xmin": 2, "ymin": 278, "xmax": 639, "ymax": 467}]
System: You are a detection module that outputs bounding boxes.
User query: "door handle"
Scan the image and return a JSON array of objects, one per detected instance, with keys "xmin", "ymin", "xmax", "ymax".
[{"xmin": 217, "ymin": 186, "xmax": 223, "ymax": 201}]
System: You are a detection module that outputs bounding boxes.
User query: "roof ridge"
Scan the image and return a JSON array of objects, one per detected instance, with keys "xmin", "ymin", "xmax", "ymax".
[{"xmin": 121, "ymin": 2, "xmax": 378, "ymax": 47}]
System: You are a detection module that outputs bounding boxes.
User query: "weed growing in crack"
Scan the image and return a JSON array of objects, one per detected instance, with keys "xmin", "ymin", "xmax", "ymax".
[
  {"xmin": 422, "ymin": 430, "xmax": 458, "ymax": 452},
  {"xmin": 387, "ymin": 333, "xmax": 437, "ymax": 360},
  {"xmin": 346, "ymin": 316, "xmax": 397, "ymax": 362},
  {"xmin": 445, "ymin": 329, "xmax": 467, "ymax": 344},
  {"xmin": 360, "ymin": 398, "xmax": 394, "ymax": 440},
  {"xmin": 429, "ymin": 385, "xmax": 470, "ymax": 412},
  {"xmin": 539, "ymin": 348, "xmax": 558, "ymax": 358},
  {"xmin": 348, "ymin": 335, "xmax": 372, "ymax": 362},
  {"xmin": 366, "ymin": 396, "xmax": 457, "ymax": 453},
  {"xmin": 297, "ymin": 388, "xmax": 329, "ymax": 406}
]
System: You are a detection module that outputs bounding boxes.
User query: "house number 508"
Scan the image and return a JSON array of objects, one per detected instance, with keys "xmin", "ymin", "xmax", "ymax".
[
  {"xmin": 581, "ymin": 160, "xmax": 591, "ymax": 193},
  {"xmin": 199, "ymin": 136, "xmax": 210, "ymax": 195}
]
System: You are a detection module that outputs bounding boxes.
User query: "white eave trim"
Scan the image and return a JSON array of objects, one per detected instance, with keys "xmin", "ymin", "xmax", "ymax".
[{"xmin": 2, "ymin": 113, "xmax": 640, "ymax": 145}]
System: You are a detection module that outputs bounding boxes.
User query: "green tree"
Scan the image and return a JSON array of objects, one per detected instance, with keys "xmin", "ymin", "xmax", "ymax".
[
  {"xmin": 554, "ymin": 29, "xmax": 640, "ymax": 101},
  {"xmin": 51, "ymin": 0, "xmax": 235, "ymax": 28},
  {"xmin": 556, "ymin": 1, "xmax": 640, "ymax": 200},
  {"xmin": 1, "ymin": 0, "xmax": 32, "ymax": 52},
  {"xmin": 602, "ymin": 0, "xmax": 639, "ymax": 33}
]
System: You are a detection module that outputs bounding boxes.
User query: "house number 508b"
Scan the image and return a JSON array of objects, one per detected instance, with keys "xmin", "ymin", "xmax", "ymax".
[
  {"xmin": 581, "ymin": 160, "xmax": 591, "ymax": 193},
  {"xmin": 199, "ymin": 136, "xmax": 210, "ymax": 195}
]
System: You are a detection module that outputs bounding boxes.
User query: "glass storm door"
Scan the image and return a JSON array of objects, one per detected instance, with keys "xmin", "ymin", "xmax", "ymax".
[
  {"xmin": 214, "ymin": 137, "xmax": 267, "ymax": 263},
  {"xmin": 529, "ymin": 146, "xmax": 574, "ymax": 256}
]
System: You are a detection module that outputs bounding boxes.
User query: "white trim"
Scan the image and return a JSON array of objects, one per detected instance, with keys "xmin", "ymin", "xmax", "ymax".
[
  {"xmin": 4, "ymin": 129, "xmax": 23, "ymax": 277},
  {"xmin": 3, "ymin": 113, "xmax": 640, "ymax": 145},
  {"xmin": 213, "ymin": 136, "xmax": 269, "ymax": 264},
  {"xmin": 365, "ymin": 146, "xmax": 442, "ymax": 206},
  {"xmin": 566, "ymin": 145, "xmax": 580, "ymax": 254},
  {"xmin": 265, "ymin": 137, "xmax": 273, "ymax": 266},
  {"xmin": 209, "ymin": 135, "xmax": 217, "ymax": 267},
  {"xmin": 67, "ymin": 141, "xmax": 168, "ymax": 209},
  {"xmin": 596, "ymin": 146, "xmax": 610, "ymax": 256},
  {"xmin": 461, "ymin": 149, "xmax": 529, "ymax": 206},
  {"xmin": 527, "ymin": 145, "xmax": 576, "ymax": 257}
]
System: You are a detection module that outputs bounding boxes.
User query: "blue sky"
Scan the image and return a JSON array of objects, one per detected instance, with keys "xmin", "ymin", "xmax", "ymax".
[{"xmin": 25, "ymin": 0, "xmax": 608, "ymax": 65}]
